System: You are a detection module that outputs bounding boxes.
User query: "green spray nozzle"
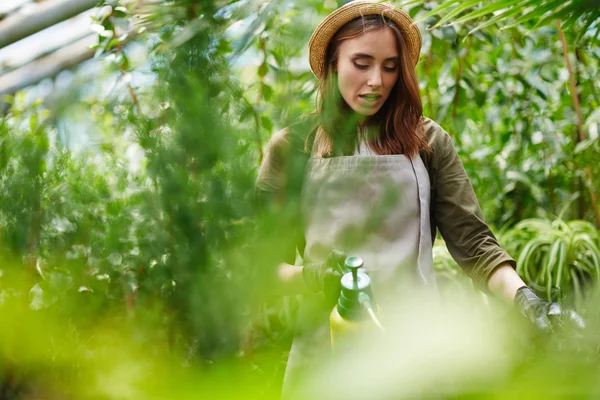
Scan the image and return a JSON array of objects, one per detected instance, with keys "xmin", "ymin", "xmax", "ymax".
[
  {"xmin": 337, "ymin": 256, "xmax": 370, "ymax": 320},
  {"xmin": 337, "ymin": 256, "xmax": 385, "ymax": 332},
  {"xmin": 344, "ymin": 255, "xmax": 363, "ymax": 288}
]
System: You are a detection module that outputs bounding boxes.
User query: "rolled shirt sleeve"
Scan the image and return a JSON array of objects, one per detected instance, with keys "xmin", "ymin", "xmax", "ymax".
[
  {"xmin": 256, "ymin": 126, "xmax": 307, "ymax": 263},
  {"xmin": 424, "ymin": 119, "xmax": 516, "ymax": 287},
  {"xmin": 256, "ymin": 128, "xmax": 290, "ymax": 195}
]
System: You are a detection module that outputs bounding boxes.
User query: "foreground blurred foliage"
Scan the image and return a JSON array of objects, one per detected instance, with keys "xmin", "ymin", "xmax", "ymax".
[{"xmin": 0, "ymin": 0, "xmax": 599, "ymax": 398}]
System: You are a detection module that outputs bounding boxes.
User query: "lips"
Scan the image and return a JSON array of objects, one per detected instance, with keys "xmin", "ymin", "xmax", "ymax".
[
  {"xmin": 358, "ymin": 94, "xmax": 382, "ymax": 107},
  {"xmin": 359, "ymin": 94, "xmax": 381, "ymax": 101}
]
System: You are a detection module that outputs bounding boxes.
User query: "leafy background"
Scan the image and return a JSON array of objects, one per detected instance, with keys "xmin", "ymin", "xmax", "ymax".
[{"xmin": 0, "ymin": 0, "xmax": 599, "ymax": 398}]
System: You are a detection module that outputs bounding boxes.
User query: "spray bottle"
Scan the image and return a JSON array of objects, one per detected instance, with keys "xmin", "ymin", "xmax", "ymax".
[{"xmin": 330, "ymin": 255, "xmax": 384, "ymax": 350}]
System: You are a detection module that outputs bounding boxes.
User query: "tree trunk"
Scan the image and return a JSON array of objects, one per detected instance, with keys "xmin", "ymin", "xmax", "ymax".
[{"xmin": 557, "ymin": 21, "xmax": 600, "ymax": 227}]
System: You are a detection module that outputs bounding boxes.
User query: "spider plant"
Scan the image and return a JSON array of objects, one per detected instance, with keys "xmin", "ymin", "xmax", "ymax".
[{"xmin": 503, "ymin": 217, "xmax": 600, "ymax": 307}]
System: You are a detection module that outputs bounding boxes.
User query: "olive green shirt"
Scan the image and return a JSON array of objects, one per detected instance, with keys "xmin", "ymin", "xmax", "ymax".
[{"xmin": 256, "ymin": 117, "xmax": 516, "ymax": 287}]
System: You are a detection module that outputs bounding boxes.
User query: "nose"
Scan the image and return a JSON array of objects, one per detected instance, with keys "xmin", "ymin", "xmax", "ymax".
[{"xmin": 367, "ymin": 67, "xmax": 383, "ymax": 88}]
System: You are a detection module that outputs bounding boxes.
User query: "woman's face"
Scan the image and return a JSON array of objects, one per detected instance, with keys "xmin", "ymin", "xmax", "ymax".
[{"xmin": 335, "ymin": 28, "xmax": 400, "ymax": 116}]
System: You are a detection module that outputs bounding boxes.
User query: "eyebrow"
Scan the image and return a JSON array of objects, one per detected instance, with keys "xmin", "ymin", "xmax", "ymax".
[{"xmin": 352, "ymin": 53, "xmax": 399, "ymax": 61}]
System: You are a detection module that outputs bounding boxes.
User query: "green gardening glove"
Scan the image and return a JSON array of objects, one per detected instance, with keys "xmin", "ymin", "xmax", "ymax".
[{"xmin": 302, "ymin": 250, "xmax": 347, "ymax": 306}]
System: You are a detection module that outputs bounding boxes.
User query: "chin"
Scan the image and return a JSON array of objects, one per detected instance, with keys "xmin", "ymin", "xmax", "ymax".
[
  {"xmin": 355, "ymin": 107, "xmax": 381, "ymax": 116},
  {"xmin": 342, "ymin": 99, "xmax": 382, "ymax": 117},
  {"xmin": 352, "ymin": 101, "xmax": 386, "ymax": 116}
]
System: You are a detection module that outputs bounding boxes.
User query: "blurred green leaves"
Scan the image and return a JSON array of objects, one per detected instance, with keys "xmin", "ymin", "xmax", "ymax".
[
  {"xmin": 423, "ymin": 0, "xmax": 600, "ymax": 41},
  {"xmin": 0, "ymin": 0, "xmax": 600, "ymax": 397}
]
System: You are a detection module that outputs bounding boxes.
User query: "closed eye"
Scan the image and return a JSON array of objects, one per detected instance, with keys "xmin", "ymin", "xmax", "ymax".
[{"xmin": 353, "ymin": 62, "xmax": 397, "ymax": 72}]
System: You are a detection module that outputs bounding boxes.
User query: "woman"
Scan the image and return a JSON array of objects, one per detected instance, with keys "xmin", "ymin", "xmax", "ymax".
[{"xmin": 256, "ymin": 0, "xmax": 578, "ymax": 394}]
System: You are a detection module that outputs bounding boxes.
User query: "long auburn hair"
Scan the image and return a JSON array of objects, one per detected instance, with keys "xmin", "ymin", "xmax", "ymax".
[{"xmin": 311, "ymin": 14, "xmax": 429, "ymax": 158}]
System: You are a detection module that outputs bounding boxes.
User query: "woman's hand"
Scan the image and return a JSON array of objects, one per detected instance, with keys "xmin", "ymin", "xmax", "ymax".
[
  {"xmin": 514, "ymin": 286, "xmax": 585, "ymax": 331},
  {"xmin": 488, "ymin": 265, "xmax": 585, "ymax": 331},
  {"xmin": 303, "ymin": 250, "xmax": 347, "ymax": 306}
]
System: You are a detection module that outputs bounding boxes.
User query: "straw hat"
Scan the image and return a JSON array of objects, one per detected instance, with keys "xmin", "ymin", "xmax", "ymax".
[{"xmin": 308, "ymin": 0, "xmax": 421, "ymax": 79}]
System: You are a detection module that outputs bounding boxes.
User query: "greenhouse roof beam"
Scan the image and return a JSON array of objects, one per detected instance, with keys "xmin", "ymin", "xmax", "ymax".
[
  {"xmin": 0, "ymin": 35, "xmax": 96, "ymax": 97},
  {"xmin": 0, "ymin": 9, "xmax": 98, "ymax": 75},
  {"xmin": 0, "ymin": 0, "xmax": 34, "ymax": 17},
  {"xmin": 0, "ymin": 0, "xmax": 98, "ymax": 49}
]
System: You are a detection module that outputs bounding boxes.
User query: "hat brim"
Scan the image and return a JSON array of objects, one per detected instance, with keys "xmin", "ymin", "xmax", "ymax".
[{"xmin": 308, "ymin": 1, "xmax": 421, "ymax": 79}]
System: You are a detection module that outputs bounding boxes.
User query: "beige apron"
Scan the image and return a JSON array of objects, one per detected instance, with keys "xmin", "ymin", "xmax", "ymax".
[{"xmin": 282, "ymin": 149, "xmax": 436, "ymax": 397}]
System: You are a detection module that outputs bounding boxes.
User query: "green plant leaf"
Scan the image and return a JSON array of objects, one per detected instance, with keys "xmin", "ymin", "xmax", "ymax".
[
  {"xmin": 467, "ymin": 6, "xmax": 525, "ymax": 35},
  {"xmin": 261, "ymin": 84, "xmax": 273, "ymax": 102},
  {"xmin": 425, "ymin": 0, "xmax": 483, "ymax": 28},
  {"xmin": 503, "ymin": 0, "xmax": 564, "ymax": 29},
  {"xmin": 260, "ymin": 116, "xmax": 273, "ymax": 133},
  {"xmin": 450, "ymin": 0, "xmax": 526, "ymax": 26},
  {"xmin": 544, "ymin": 240, "xmax": 564, "ymax": 299},
  {"xmin": 576, "ymin": 11, "xmax": 600, "ymax": 43},
  {"xmin": 258, "ymin": 62, "xmax": 268, "ymax": 77},
  {"xmin": 417, "ymin": 1, "xmax": 463, "ymax": 23}
]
